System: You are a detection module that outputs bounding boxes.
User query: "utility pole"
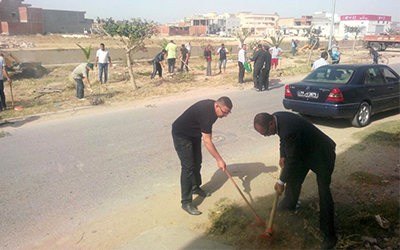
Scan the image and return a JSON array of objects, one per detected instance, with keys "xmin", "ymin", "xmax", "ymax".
[{"xmin": 328, "ymin": 0, "xmax": 336, "ymax": 49}]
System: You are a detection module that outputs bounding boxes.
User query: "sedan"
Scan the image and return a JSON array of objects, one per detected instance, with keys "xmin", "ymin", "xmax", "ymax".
[{"xmin": 283, "ymin": 64, "xmax": 399, "ymax": 127}]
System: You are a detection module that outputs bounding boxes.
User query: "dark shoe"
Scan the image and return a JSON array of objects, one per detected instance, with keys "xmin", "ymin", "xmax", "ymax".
[
  {"xmin": 181, "ymin": 203, "xmax": 202, "ymax": 215},
  {"xmin": 192, "ymin": 188, "xmax": 211, "ymax": 197},
  {"xmin": 320, "ymin": 236, "xmax": 337, "ymax": 249}
]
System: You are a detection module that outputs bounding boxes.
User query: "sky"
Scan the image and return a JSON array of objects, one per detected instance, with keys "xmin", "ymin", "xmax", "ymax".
[{"xmin": 25, "ymin": 0, "xmax": 400, "ymax": 23}]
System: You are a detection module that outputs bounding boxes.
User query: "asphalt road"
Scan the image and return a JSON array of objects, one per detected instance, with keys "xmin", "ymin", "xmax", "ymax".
[{"xmin": 1, "ymin": 62, "xmax": 399, "ymax": 249}]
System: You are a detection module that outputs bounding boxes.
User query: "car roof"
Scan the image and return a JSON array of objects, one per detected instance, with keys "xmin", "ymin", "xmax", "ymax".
[{"xmin": 318, "ymin": 64, "xmax": 391, "ymax": 70}]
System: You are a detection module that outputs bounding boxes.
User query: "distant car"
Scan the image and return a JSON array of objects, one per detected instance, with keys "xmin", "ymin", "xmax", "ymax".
[{"xmin": 283, "ymin": 64, "xmax": 400, "ymax": 127}]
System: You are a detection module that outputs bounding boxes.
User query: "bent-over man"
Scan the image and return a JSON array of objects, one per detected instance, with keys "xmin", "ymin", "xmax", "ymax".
[
  {"xmin": 172, "ymin": 97, "xmax": 233, "ymax": 215},
  {"xmin": 254, "ymin": 112, "xmax": 337, "ymax": 250},
  {"xmin": 71, "ymin": 62, "xmax": 93, "ymax": 100}
]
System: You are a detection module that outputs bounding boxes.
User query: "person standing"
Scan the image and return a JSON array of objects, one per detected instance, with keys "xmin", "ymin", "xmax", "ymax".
[
  {"xmin": 172, "ymin": 97, "xmax": 233, "ymax": 215},
  {"xmin": 291, "ymin": 39, "xmax": 298, "ymax": 56},
  {"xmin": 71, "ymin": 62, "xmax": 93, "ymax": 100},
  {"xmin": 328, "ymin": 49, "xmax": 340, "ymax": 64},
  {"xmin": 260, "ymin": 45, "xmax": 272, "ymax": 91},
  {"xmin": 151, "ymin": 49, "xmax": 167, "ymax": 80},
  {"xmin": 217, "ymin": 43, "xmax": 229, "ymax": 74},
  {"xmin": 178, "ymin": 44, "xmax": 190, "ymax": 73},
  {"xmin": 311, "ymin": 51, "xmax": 328, "ymax": 71},
  {"xmin": 269, "ymin": 43, "xmax": 283, "ymax": 71},
  {"xmin": 165, "ymin": 40, "xmax": 177, "ymax": 73},
  {"xmin": 369, "ymin": 47, "xmax": 379, "ymax": 64},
  {"xmin": 0, "ymin": 53, "xmax": 12, "ymax": 111},
  {"xmin": 95, "ymin": 43, "xmax": 112, "ymax": 84},
  {"xmin": 248, "ymin": 44, "xmax": 265, "ymax": 90},
  {"xmin": 185, "ymin": 42, "xmax": 192, "ymax": 57},
  {"xmin": 204, "ymin": 44, "xmax": 212, "ymax": 76},
  {"xmin": 253, "ymin": 112, "xmax": 337, "ymax": 250},
  {"xmin": 238, "ymin": 44, "xmax": 246, "ymax": 84}
]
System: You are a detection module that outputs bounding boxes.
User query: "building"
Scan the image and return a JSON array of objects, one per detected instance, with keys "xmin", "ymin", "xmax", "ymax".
[
  {"xmin": 339, "ymin": 14, "xmax": 392, "ymax": 37},
  {"xmin": 295, "ymin": 15, "xmax": 313, "ymax": 26},
  {"xmin": 236, "ymin": 12, "xmax": 278, "ymax": 36},
  {"xmin": 42, "ymin": 9, "xmax": 93, "ymax": 34},
  {"xmin": 223, "ymin": 14, "xmax": 240, "ymax": 36},
  {"xmin": 0, "ymin": 0, "xmax": 43, "ymax": 34},
  {"xmin": 0, "ymin": 0, "xmax": 93, "ymax": 35},
  {"xmin": 312, "ymin": 11, "xmax": 340, "ymax": 38}
]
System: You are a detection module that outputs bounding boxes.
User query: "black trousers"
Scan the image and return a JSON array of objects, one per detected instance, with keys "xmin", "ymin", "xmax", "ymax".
[
  {"xmin": 168, "ymin": 58, "xmax": 176, "ymax": 73},
  {"xmin": 180, "ymin": 61, "xmax": 189, "ymax": 72},
  {"xmin": 0, "ymin": 80, "xmax": 6, "ymax": 110},
  {"xmin": 253, "ymin": 65, "xmax": 262, "ymax": 88},
  {"xmin": 238, "ymin": 62, "xmax": 245, "ymax": 83},
  {"xmin": 172, "ymin": 133, "xmax": 202, "ymax": 205},
  {"xmin": 260, "ymin": 68, "xmax": 270, "ymax": 90},
  {"xmin": 279, "ymin": 143, "xmax": 336, "ymax": 239},
  {"xmin": 151, "ymin": 62, "xmax": 162, "ymax": 79}
]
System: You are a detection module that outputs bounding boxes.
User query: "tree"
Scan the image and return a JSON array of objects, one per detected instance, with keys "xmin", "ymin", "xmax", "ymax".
[
  {"xmin": 76, "ymin": 43, "xmax": 92, "ymax": 62},
  {"xmin": 235, "ymin": 28, "xmax": 252, "ymax": 48},
  {"xmin": 344, "ymin": 25, "xmax": 365, "ymax": 56},
  {"xmin": 97, "ymin": 17, "xmax": 158, "ymax": 90},
  {"xmin": 385, "ymin": 28, "xmax": 399, "ymax": 35}
]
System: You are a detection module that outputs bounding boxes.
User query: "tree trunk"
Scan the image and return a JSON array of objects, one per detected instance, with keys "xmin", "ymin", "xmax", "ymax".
[
  {"xmin": 352, "ymin": 35, "xmax": 357, "ymax": 57},
  {"xmin": 125, "ymin": 51, "xmax": 137, "ymax": 90}
]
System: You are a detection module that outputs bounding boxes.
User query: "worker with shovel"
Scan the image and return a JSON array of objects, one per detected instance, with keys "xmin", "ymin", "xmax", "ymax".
[
  {"xmin": 254, "ymin": 112, "xmax": 337, "ymax": 250},
  {"xmin": 71, "ymin": 62, "xmax": 94, "ymax": 100},
  {"xmin": 172, "ymin": 97, "xmax": 232, "ymax": 215},
  {"xmin": 0, "ymin": 53, "xmax": 12, "ymax": 111}
]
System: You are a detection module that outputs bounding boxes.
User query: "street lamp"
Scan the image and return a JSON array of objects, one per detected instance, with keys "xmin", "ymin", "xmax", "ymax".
[{"xmin": 328, "ymin": 0, "xmax": 336, "ymax": 49}]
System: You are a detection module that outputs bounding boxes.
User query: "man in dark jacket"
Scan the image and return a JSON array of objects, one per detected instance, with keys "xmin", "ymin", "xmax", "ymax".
[
  {"xmin": 260, "ymin": 45, "xmax": 272, "ymax": 91},
  {"xmin": 172, "ymin": 97, "xmax": 233, "ymax": 215},
  {"xmin": 254, "ymin": 112, "xmax": 337, "ymax": 250},
  {"xmin": 248, "ymin": 44, "xmax": 265, "ymax": 90},
  {"xmin": 151, "ymin": 49, "xmax": 167, "ymax": 80}
]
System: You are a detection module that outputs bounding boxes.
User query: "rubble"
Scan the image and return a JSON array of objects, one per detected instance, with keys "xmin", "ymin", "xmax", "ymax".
[{"xmin": 0, "ymin": 35, "xmax": 35, "ymax": 49}]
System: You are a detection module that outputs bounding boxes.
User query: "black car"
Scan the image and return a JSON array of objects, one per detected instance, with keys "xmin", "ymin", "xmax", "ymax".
[{"xmin": 283, "ymin": 64, "xmax": 399, "ymax": 127}]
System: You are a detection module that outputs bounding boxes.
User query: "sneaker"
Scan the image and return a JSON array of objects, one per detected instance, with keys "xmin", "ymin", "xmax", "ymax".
[{"xmin": 78, "ymin": 98, "xmax": 86, "ymax": 101}]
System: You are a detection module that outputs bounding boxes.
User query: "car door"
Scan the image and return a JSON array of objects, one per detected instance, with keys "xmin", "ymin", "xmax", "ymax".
[
  {"xmin": 379, "ymin": 66, "xmax": 400, "ymax": 110},
  {"xmin": 363, "ymin": 67, "xmax": 390, "ymax": 112}
]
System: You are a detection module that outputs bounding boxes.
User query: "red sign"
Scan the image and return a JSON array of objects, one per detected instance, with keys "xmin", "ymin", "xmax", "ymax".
[{"xmin": 340, "ymin": 15, "xmax": 391, "ymax": 21}]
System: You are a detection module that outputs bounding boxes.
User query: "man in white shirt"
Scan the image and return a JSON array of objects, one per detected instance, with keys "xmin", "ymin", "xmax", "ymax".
[
  {"xmin": 269, "ymin": 44, "xmax": 283, "ymax": 71},
  {"xmin": 238, "ymin": 44, "xmax": 246, "ymax": 84},
  {"xmin": 0, "ymin": 54, "xmax": 12, "ymax": 111},
  {"xmin": 311, "ymin": 52, "xmax": 328, "ymax": 71},
  {"xmin": 95, "ymin": 43, "xmax": 112, "ymax": 84}
]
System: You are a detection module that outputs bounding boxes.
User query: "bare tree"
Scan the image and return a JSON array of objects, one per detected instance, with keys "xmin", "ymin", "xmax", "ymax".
[
  {"xmin": 97, "ymin": 17, "xmax": 158, "ymax": 90},
  {"xmin": 344, "ymin": 25, "xmax": 365, "ymax": 56}
]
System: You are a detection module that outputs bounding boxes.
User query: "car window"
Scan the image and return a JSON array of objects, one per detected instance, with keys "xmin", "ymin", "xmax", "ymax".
[
  {"xmin": 304, "ymin": 68, "xmax": 354, "ymax": 84},
  {"xmin": 364, "ymin": 68, "xmax": 386, "ymax": 85},
  {"xmin": 381, "ymin": 68, "xmax": 399, "ymax": 83}
]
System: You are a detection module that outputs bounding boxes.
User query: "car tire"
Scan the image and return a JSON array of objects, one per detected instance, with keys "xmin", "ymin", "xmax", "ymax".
[{"xmin": 351, "ymin": 102, "xmax": 371, "ymax": 127}]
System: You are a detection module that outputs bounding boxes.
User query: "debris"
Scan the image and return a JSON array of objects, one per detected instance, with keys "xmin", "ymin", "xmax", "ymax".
[
  {"xmin": 91, "ymin": 98, "xmax": 104, "ymax": 106},
  {"xmin": 0, "ymin": 35, "xmax": 35, "ymax": 49},
  {"xmin": 362, "ymin": 236, "xmax": 377, "ymax": 244},
  {"xmin": 39, "ymin": 82, "xmax": 65, "ymax": 94},
  {"xmin": 375, "ymin": 215, "xmax": 390, "ymax": 229}
]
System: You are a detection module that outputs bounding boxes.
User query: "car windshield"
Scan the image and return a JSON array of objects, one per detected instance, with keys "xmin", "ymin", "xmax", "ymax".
[{"xmin": 304, "ymin": 67, "xmax": 355, "ymax": 84}]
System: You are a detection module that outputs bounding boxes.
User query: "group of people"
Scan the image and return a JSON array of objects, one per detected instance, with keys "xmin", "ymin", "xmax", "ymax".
[
  {"xmin": 172, "ymin": 96, "xmax": 338, "ymax": 249},
  {"xmin": 311, "ymin": 42, "xmax": 342, "ymax": 71}
]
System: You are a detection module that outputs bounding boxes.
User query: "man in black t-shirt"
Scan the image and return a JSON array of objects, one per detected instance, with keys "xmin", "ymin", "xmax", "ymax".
[
  {"xmin": 151, "ymin": 49, "xmax": 167, "ymax": 80},
  {"xmin": 178, "ymin": 44, "xmax": 189, "ymax": 72},
  {"xmin": 172, "ymin": 96, "xmax": 233, "ymax": 215}
]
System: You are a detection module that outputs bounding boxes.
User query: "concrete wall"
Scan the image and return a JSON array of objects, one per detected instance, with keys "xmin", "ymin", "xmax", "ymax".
[{"xmin": 42, "ymin": 9, "xmax": 93, "ymax": 34}]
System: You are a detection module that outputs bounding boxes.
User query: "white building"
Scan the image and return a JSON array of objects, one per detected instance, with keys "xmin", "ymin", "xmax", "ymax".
[
  {"xmin": 339, "ymin": 14, "xmax": 392, "ymax": 38},
  {"xmin": 312, "ymin": 11, "xmax": 340, "ymax": 38}
]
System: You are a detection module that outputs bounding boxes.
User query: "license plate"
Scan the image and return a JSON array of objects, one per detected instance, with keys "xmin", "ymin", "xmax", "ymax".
[{"xmin": 297, "ymin": 91, "xmax": 319, "ymax": 99}]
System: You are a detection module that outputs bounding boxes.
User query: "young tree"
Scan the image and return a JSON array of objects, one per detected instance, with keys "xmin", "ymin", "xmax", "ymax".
[
  {"xmin": 344, "ymin": 25, "xmax": 365, "ymax": 56},
  {"xmin": 97, "ymin": 17, "xmax": 158, "ymax": 90},
  {"xmin": 235, "ymin": 28, "xmax": 252, "ymax": 48}
]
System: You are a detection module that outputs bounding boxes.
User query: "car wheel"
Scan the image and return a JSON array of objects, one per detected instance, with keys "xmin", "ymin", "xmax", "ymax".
[{"xmin": 351, "ymin": 102, "xmax": 371, "ymax": 127}]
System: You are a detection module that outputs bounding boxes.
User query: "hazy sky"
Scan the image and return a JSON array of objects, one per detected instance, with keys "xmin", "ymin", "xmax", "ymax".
[{"xmin": 25, "ymin": 0, "xmax": 400, "ymax": 23}]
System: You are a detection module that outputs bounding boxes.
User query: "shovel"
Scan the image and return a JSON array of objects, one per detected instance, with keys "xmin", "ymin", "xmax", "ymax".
[
  {"xmin": 9, "ymin": 83, "xmax": 22, "ymax": 111},
  {"xmin": 260, "ymin": 190, "xmax": 280, "ymax": 241}
]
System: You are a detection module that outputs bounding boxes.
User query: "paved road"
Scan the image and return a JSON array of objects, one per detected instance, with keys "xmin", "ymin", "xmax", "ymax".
[{"xmin": 0, "ymin": 62, "xmax": 399, "ymax": 249}]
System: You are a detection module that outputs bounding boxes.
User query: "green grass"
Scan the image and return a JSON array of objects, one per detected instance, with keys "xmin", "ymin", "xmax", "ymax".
[{"xmin": 354, "ymin": 121, "xmax": 400, "ymax": 147}]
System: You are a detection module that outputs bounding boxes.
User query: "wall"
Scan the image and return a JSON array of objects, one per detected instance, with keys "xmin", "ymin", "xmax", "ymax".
[
  {"xmin": 189, "ymin": 26, "xmax": 207, "ymax": 35},
  {"xmin": 42, "ymin": 9, "xmax": 93, "ymax": 34}
]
